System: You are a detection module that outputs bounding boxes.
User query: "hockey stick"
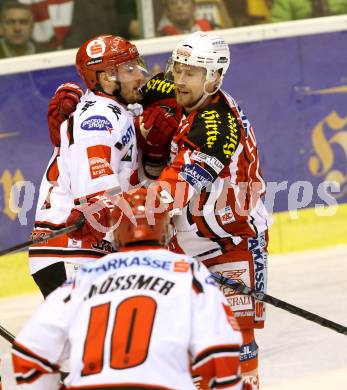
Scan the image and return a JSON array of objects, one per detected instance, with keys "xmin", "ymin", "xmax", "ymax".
[
  {"xmin": 0, "ymin": 185, "xmax": 127, "ymax": 258},
  {"xmin": 0, "ymin": 217, "xmax": 85, "ymax": 257},
  {"xmin": 0, "ymin": 324, "xmax": 15, "ymax": 344},
  {"xmin": 211, "ymin": 272, "xmax": 347, "ymax": 336}
]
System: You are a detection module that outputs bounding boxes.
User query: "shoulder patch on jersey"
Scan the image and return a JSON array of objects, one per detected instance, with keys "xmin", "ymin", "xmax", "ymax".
[
  {"xmin": 87, "ymin": 145, "xmax": 114, "ymax": 179},
  {"xmin": 81, "ymin": 115, "xmax": 113, "ymax": 132}
]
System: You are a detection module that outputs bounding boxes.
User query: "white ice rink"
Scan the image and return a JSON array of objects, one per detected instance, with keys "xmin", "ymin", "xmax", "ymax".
[{"xmin": 1, "ymin": 245, "xmax": 347, "ymax": 389}]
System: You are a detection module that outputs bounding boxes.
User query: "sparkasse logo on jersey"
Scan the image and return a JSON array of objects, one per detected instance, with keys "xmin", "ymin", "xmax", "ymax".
[{"xmin": 81, "ymin": 116, "xmax": 112, "ymax": 131}]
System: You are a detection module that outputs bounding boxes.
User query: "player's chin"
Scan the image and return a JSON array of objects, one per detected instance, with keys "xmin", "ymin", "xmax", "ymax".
[
  {"xmin": 176, "ymin": 94, "xmax": 190, "ymax": 107},
  {"xmin": 125, "ymin": 91, "xmax": 142, "ymax": 104}
]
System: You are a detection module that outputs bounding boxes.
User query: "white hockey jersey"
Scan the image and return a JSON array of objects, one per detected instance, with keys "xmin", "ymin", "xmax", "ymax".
[
  {"xmin": 29, "ymin": 91, "xmax": 138, "ymax": 274},
  {"xmin": 13, "ymin": 248, "xmax": 244, "ymax": 389}
]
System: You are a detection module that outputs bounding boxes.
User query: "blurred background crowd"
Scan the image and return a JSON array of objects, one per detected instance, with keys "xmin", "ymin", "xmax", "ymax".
[{"xmin": 0, "ymin": 0, "xmax": 346, "ymax": 59}]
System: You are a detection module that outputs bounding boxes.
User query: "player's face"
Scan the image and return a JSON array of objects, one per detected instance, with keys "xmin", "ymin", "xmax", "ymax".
[
  {"xmin": 116, "ymin": 60, "xmax": 147, "ymax": 103},
  {"xmin": 173, "ymin": 62, "xmax": 207, "ymax": 110}
]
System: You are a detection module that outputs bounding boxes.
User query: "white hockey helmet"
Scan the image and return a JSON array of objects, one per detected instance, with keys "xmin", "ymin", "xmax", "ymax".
[{"xmin": 172, "ymin": 32, "xmax": 230, "ymax": 83}]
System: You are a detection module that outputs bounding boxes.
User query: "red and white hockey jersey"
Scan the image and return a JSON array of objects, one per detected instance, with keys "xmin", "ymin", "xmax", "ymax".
[
  {"xmin": 29, "ymin": 90, "xmax": 138, "ymax": 274},
  {"xmin": 13, "ymin": 248, "xmax": 244, "ymax": 389},
  {"xmin": 158, "ymin": 90, "xmax": 271, "ymax": 261}
]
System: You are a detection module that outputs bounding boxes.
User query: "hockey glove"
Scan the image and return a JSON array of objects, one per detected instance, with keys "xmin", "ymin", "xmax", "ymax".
[
  {"xmin": 140, "ymin": 105, "xmax": 179, "ymax": 148},
  {"xmin": 66, "ymin": 195, "xmax": 113, "ymax": 243},
  {"xmin": 47, "ymin": 82, "xmax": 83, "ymax": 146}
]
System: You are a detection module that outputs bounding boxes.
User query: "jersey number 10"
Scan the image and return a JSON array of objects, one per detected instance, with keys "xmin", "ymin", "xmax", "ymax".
[{"xmin": 82, "ymin": 295, "xmax": 157, "ymax": 375}]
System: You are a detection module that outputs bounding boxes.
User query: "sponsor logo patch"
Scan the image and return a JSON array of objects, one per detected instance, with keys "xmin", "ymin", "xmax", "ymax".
[
  {"xmin": 217, "ymin": 57, "xmax": 228, "ymax": 63},
  {"xmin": 121, "ymin": 125, "xmax": 135, "ymax": 146},
  {"xmin": 87, "ymin": 145, "xmax": 114, "ymax": 179},
  {"xmin": 179, "ymin": 163, "xmax": 213, "ymax": 191},
  {"xmin": 86, "ymin": 39, "xmax": 106, "ymax": 58},
  {"xmin": 217, "ymin": 205, "xmax": 235, "ymax": 225},
  {"xmin": 248, "ymin": 233, "xmax": 267, "ymax": 322},
  {"xmin": 173, "ymin": 261, "xmax": 190, "ymax": 272},
  {"xmin": 190, "ymin": 150, "xmax": 224, "ymax": 174},
  {"xmin": 86, "ymin": 58, "xmax": 102, "ymax": 66},
  {"xmin": 209, "ymin": 262, "xmax": 252, "ymax": 312},
  {"xmin": 81, "ymin": 115, "xmax": 112, "ymax": 131},
  {"xmin": 240, "ymin": 340, "xmax": 258, "ymax": 362}
]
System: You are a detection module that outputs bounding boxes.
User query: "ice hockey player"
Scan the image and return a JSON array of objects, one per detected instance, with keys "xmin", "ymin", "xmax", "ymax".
[
  {"xmin": 29, "ymin": 35, "xmax": 147, "ymax": 298},
  {"xmin": 12, "ymin": 188, "xmax": 254, "ymax": 390}
]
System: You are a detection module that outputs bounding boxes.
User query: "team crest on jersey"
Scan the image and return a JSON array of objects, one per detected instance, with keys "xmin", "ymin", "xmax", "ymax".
[{"xmin": 81, "ymin": 115, "xmax": 112, "ymax": 131}]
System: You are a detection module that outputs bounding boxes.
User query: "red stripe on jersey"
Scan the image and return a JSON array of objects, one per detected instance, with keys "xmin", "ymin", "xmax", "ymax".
[
  {"xmin": 12, "ymin": 341, "xmax": 59, "ymax": 384},
  {"xmin": 46, "ymin": 152, "xmax": 60, "ymax": 184},
  {"xmin": 192, "ymin": 345, "xmax": 241, "ymax": 389},
  {"xmin": 189, "ymin": 191, "xmax": 220, "ymax": 240},
  {"xmin": 129, "ymin": 169, "xmax": 139, "ymax": 186}
]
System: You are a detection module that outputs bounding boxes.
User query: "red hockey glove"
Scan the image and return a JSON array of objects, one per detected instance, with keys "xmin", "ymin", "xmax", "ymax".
[
  {"xmin": 47, "ymin": 82, "xmax": 83, "ymax": 146},
  {"xmin": 141, "ymin": 105, "xmax": 179, "ymax": 148},
  {"xmin": 66, "ymin": 195, "xmax": 113, "ymax": 244}
]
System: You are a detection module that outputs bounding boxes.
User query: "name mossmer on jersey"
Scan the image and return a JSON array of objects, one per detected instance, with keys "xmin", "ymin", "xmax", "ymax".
[{"xmin": 85, "ymin": 272, "xmax": 176, "ymax": 300}]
